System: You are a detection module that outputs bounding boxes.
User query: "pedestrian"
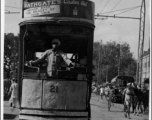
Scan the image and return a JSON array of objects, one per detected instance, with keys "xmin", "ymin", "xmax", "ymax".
[
  {"xmin": 104, "ymin": 84, "xmax": 113, "ymax": 111},
  {"xmin": 123, "ymin": 83, "xmax": 135, "ymax": 119},
  {"xmin": 8, "ymin": 78, "xmax": 18, "ymax": 108},
  {"xmin": 100, "ymin": 85, "xmax": 104, "ymax": 100},
  {"xmin": 92, "ymin": 86, "xmax": 97, "ymax": 93}
]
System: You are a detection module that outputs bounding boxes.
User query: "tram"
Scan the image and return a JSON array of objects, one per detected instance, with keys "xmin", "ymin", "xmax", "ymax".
[{"xmin": 18, "ymin": 0, "xmax": 95, "ymax": 119}]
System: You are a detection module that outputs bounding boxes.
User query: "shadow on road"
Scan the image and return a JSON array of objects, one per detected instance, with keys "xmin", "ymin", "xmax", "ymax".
[
  {"xmin": 4, "ymin": 114, "xmax": 17, "ymax": 119},
  {"xmin": 91, "ymin": 103, "xmax": 101, "ymax": 107},
  {"xmin": 108, "ymin": 110, "xmax": 124, "ymax": 113}
]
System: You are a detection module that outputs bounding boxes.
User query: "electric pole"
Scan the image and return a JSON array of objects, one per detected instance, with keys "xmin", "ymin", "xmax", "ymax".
[
  {"xmin": 106, "ymin": 65, "xmax": 108, "ymax": 83},
  {"xmin": 136, "ymin": 0, "xmax": 146, "ymax": 86},
  {"xmin": 118, "ymin": 43, "xmax": 121, "ymax": 76},
  {"xmin": 97, "ymin": 40, "xmax": 102, "ymax": 86}
]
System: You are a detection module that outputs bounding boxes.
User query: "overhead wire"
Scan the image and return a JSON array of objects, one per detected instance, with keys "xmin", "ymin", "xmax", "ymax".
[
  {"xmin": 99, "ymin": 0, "xmax": 111, "ymax": 13},
  {"xmin": 5, "ymin": 5, "xmax": 20, "ymax": 14},
  {"xmin": 5, "ymin": 10, "xmax": 10, "ymax": 12},
  {"xmin": 103, "ymin": 0, "xmax": 121, "ymax": 29},
  {"xmin": 96, "ymin": 0, "xmax": 121, "ymax": 30},
  {"xmin": 96, "ymin": 0, "xmax": 111, "ymax": 30},
  {"xmin": 5, "ymin": 12, "xmax": 20, "ymax": 14},
  {"xmin": 110, "ymin": 0, "xmax": 122, "ymax": 12},
  {"xmin": 115, "ymin": 7, "xmax": 140, "ymax": 15},
  {"xmin": 96, "ymin": 6, "xmax": 140, "ymax": 30},
  {"xmin": 5, "ymin": 6, "xmax": 20, "ymax": 9},
  {"xmin": 99, "ymin": 6, "xmax": 140, "ymax": 15}
]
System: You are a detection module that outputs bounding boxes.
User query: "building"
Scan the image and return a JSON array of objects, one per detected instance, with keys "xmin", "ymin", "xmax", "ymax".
[{"xmin": 142, "ymin": 49, "xmax": 150, "ymax": 83}]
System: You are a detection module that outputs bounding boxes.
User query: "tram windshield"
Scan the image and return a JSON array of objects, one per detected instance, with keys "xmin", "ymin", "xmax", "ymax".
[{"xmin": 23, "ymin": 24, "xmax": 92, "ymax": 80}]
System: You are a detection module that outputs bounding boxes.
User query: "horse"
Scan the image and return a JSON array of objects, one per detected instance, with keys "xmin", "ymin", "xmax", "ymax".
[
  {"xmin": 141, "ymin": 88, "xmax": 149, "ymax": 114},
  {"xmin": 132, "ymin": 86, "xmax": 143, "ymax": 116}
]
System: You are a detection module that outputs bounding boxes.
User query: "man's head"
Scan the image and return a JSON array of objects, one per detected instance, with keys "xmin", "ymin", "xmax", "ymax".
[{"xmin": 52, "ymin": 38, "xmax": 61, "ymax": 50}]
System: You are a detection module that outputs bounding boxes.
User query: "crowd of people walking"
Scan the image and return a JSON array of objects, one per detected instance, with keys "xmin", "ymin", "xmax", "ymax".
[{"xmin": 93, "ymin": 82, "xmax": 149, "ymax": 119}]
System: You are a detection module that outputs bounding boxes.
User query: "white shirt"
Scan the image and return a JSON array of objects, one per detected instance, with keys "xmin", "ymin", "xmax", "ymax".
[
  {"xmin": 100, "ymin": 87, "xmax": 104, "ymax": 94},
  {"xmin": 104, "ymin": 87, "xmax": 113, "ymax": 97},
  {"xmin": 10, "ymin": 83, "xmax": 18, "ymax": 98}
]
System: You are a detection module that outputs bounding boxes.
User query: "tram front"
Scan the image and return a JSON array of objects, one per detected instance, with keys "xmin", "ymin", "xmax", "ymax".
[{"xmin": 18, "ymin": 0, "xmax": 95, "ymax": 119}]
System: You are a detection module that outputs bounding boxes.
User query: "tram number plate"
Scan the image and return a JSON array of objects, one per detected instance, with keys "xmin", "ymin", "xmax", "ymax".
[{"xmin": 50, "ymin": 85, "xmax": 58, "ymax": 93}]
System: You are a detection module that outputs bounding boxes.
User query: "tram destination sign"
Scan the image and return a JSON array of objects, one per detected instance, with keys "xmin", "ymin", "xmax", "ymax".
[{"xmin": 22, "ymin": 0, "xmax": 94, "ymax": 22}]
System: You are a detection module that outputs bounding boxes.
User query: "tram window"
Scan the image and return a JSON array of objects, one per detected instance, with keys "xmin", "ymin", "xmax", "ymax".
[{"xmin": 23, "ymin": 25, "xmax": 90, "ymax": 80}]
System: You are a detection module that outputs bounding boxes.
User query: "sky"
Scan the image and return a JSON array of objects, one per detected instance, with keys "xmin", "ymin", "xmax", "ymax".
[{"xmin": 2, "ymin": 0, "xmax": 151, "ymax": 59}]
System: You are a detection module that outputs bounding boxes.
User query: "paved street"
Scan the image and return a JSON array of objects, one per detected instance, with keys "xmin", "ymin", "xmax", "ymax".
[
  {"xmin": 90, "ymin": 94, "xmax": 149, "ymax": 120},
  {"xmin": 3, "ymin": 94, "xmax": 149, "ymax": 120}
]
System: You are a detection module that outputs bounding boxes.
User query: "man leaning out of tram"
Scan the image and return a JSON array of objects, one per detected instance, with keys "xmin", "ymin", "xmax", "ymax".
[{"xmin": 27, "ymin": 38, "xmax": 76, "ymax": 77}]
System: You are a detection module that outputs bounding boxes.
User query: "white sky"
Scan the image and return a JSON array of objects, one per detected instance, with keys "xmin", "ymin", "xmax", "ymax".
[{"xmin": 3, "ymin": 0, "xmax": 151, "ymax": 59}]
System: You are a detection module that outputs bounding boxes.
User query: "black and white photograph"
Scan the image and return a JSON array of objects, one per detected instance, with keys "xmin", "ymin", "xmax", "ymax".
[{"xmin": 1, "ymin": 0, "xmax": 151, "ymax": 120}]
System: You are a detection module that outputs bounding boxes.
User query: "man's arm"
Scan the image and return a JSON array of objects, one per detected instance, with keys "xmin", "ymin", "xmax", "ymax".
[
  {"xmin": 60, "ymin": 52, "xmax": 74, "ymax": 67},
  {"xmin": 30, "ymin": 50, "xmax": 48, "ymax": 66}
]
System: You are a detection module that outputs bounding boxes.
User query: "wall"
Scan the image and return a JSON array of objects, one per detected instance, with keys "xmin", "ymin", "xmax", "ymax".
[{"xmin": 142, "ymin": 52, "xmax": 150, "ymax": 83}]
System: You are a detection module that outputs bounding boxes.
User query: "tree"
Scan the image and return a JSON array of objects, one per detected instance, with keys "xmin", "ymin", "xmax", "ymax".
[
  {"xmin": 4, "ymin": 33, "xmax": 19, "ymax": 78},
  {"xmin": 92, "ymin": 42, "xmax": 100, "ymax": 83},
  {"xmin": 93, "ymin": 41, "xmax": 137, "ymax": 84}
]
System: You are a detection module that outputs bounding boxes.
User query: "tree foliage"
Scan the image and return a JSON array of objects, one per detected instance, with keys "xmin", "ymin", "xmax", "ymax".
[
  {"xmin": 4, "ymin": 33, "xmax": 19, "ymax": 78},
  {"xmin": 93, "ymin": 41, "xmax": 136, "ymax": 84}
]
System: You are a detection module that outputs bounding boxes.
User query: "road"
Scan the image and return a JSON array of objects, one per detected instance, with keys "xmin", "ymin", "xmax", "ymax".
[
  {"xmin": 90, "ymin": 94, "xmax": 149, "ymax": 120},
  {"xmin": 3, "ymin": 94, "xmax": 149, "ymax": 120}
]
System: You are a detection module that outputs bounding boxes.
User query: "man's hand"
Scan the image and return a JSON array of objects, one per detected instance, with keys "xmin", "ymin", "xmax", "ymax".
[
  {"xmin": 25, "ymin": 60, "xmax": 33, "ymax": 66},
  {"xmin": 29, "ymin": 60, "xmax": 33, "ymax": 66}
]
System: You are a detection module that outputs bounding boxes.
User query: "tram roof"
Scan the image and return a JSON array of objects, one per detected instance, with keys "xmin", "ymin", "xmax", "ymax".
[{"xmin": 19, "ymin": 17, "xmax": 95, "ymax": 28}]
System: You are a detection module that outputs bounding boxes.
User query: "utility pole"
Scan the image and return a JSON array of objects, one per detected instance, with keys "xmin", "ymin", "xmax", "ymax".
[
  {"xmin": 106, "ymin": 65, "xmax": 108, "ymax": 82},
  {"xmin": 103, "ymin": 45, "xmax": 109, "ymax": 83},
  {"xmin": 13, "ymin": 39, "xmax": 16, "ymax": 79},
  {"xmin": 97, "ymin": 40, "xmax": 102, "ymax": 86},
  {"xmin": 118, "ymin": 43, "xmax": 121, "ymax": 76},
  {"xmin": 136, "ymin": 0, "xmax": 146, "ymax": 86}
]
